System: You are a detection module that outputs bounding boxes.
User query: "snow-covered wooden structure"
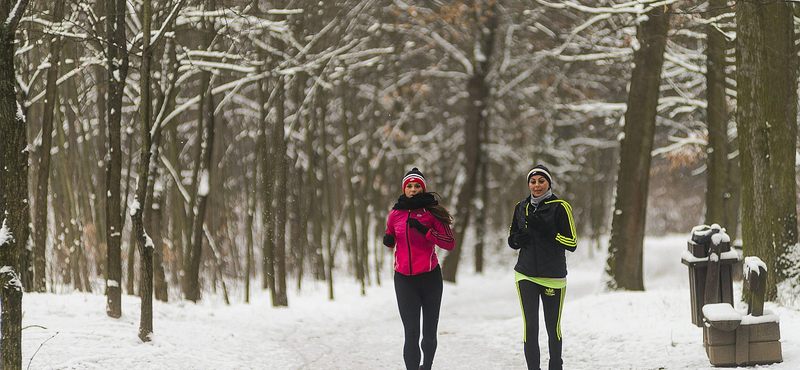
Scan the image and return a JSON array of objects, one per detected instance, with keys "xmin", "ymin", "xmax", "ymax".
[
  {"xmin": 680, "ymin": 224, "xmax": 739, "ymax": 326},
  {"xmin": 701, "ymin": 256, "xmax": 782, "ymax": 366}
]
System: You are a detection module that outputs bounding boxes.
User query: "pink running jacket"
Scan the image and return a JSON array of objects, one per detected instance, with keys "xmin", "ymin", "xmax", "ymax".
[{"xmin": 385, "ymin": 208, "xmax": 455, "ymax": 276}]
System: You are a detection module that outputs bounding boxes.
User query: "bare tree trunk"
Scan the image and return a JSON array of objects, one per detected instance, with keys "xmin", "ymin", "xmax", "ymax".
[
  {"xmin": 152, "ymin": 182, "xmax": 168, "ymax": 302},
  {"xmin": 32, "ymin": 0, "xmax": 65, "ymax": 293},
  {"xmin": 257, "ymin": 63, "xmax": 276, "ymax": 293},
  {"xmin": 704, "ymin": 0, "xmax": 734, "ymax": 230},
  {"xmin": 166, "ymin": 118, "xmax": 184, "ymax": 286},
  {"xmin": 272, "ymin": 75, "xmax": 289, "ymax": 307},
  {"xmin": 588, "ymin": 141, "xmax": 614, "ymax": 256},
  {"xmin": 244, "ymin": 179, "xmax": 256, "ymax": 303},
  {"xmin": 474, "ymin": 156, "xmax": 487, "ymax": 274},
  {"xmin": 185, "ymin": 90, "xmax": 215, "ymax": 302},
  {"xmin": 736, "ymin": 0, "xmax": 798, "ymax": 299},
  {"xmin": 91, "ymin": 0, "xmax": 109, "ymax": 287},
  {"xmin": 0, "ymin": 2, "xmax": 31, "ymax": 368},
  {"xmin": 605, "ymin": 6, "xmax": 670, "ymax": 291},
  {"xmin": 292, "ymin": 170, "xmax": 306, "ymax": 291},
  {"xmin": 132, "ymin": 0, "xmax": 155, "ymax": 340},
  {"xmin": 441, "ymin": 0, "xmax": 496, "ymax": 283},
  {"xmin": 184, "ymin": 0, "xmax": 217, "ymax": 303},
  {"xmin": 105, "ymin": 0, "xmax": 129, "ymax": 319},
  {"xmin": 319, "ymin": 86, "xmax": 335, "ymax": 300},
  {"xmin": 341, "ymin": 75, "xmax": 364, "ymax": 295},
  {"xmin": 307, "ymin": 93, "xmax": 325, "ymax": 281}
]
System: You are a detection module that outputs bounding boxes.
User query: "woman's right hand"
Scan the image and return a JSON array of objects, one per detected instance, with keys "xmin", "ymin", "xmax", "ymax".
[
  {"xmin": 383, "ymin": 234, "xmax": 396, "ymax": 247},
  {"xmin": 513, "ymin": 231, "xmax": 532, "ymax": 247}
]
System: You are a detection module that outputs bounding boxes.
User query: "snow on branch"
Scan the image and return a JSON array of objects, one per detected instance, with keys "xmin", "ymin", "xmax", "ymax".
[
  {"xmin": 664, "ymin": 53, "xmax": 703, "ymax": 74},
  {"xmin": 150, "ymin": 0, "xmax": 188, "ymax": 48},
  {"xmin": 198, "ymin": 169, "xmax": 210, "ymax": 197},
  {"xmin": 554, "ymin": 50, "xmax": 632, "ymax": 62},
  {"xmin": 553, "ymin": 102, "xmax": 627, "ymax": 113},
  {"xmin": 651, "ymin": 133, "xmax": 705, "ymax": 157},
  {"xmin": 531, "ymin": 0, "xmax": 682, "ymax": 15},
  {"xmin": 20, "ymin": 16, "xmax": 87, "ymax": 41},
  {"xmin": 160, "ymin": 157, "xmax": 191, "ymax": 204},
  {"xmin": 0, "ymin": 266, "xmax": 22, "ymax": 291},
  {"xmin": 0, "ymin": 219, "xmax": 13, "ymax": 246},
  {"xmin": 429, "ymin": 30, "xmax": 472, "ymax": 75},
  {"xmin": 159, "ymin": 71, "xmax": 267, "ymax": 129},
  {"xmin": 5, "ymin": 0, "xmax": 28, "ymax": 31}
]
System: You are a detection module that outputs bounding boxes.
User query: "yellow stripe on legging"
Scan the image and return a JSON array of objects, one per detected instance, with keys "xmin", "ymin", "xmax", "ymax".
[
  {"xmin": 516, "ymin": 280, "xmax": 527, "ymax": 342},
  {"xmin": 556, "ymin": 286, "xmax": 565, "ymax": 340},
  {"xmin": 515, "ymin": 279, "xmax": 567, "ymax": 341}
]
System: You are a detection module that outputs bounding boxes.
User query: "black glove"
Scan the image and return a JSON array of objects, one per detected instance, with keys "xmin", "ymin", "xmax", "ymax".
[
  {"xmin": 383, "ymin": 234, "xmax": 395, "ymax": 247},
  {"xmin": 531, "ymin": 213, "xmax": 556, "ymax": 239},
  {"xmin": 407, "ymin": 218, "xmax": 430, "ymax": 234},
  {"xmin": 512, "ymin": 231, "xmax": 532, "ymax": 247}
]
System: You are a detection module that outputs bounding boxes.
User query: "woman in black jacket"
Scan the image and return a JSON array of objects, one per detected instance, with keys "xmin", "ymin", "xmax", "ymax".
[{"xmin": 508, "ymin": 165, "xmax": 577, "ymax": 370}]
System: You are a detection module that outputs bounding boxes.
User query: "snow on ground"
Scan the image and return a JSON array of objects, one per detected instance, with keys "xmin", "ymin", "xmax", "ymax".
[{"xmin": 21, "ymin": 235, "xmax": 800, "ymax": 369}]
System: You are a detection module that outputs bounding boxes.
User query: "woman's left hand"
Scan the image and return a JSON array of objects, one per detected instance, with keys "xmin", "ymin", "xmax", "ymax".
[
  {"xmin": 531, "ymin": 213, "xmax": 556, "ymax": 238},
  {"xmin": 407, "ymin": 218, "xmax": 430, "ymax": 234}
]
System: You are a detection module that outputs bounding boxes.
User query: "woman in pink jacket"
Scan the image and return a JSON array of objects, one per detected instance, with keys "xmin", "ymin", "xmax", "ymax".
[{"xmin": 383, "ymin": 167, "xmax": 455, "ymax": 370}]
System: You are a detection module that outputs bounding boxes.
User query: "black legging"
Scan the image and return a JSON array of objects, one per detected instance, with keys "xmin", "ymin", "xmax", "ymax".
[
  {"xmin": 517, "ymin": 279, "xmax": 565, "ymax": 370},
  {"xmin": 394, "ymin": 265, "xmax": 443, "ymax": 370}
]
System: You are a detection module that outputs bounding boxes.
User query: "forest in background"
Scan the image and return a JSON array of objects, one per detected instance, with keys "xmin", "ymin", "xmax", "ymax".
[
  {"xmin": 0, "ymin": 0, "xmax": 797, "ymax": 337},
  {"xmin": 15, "ymin": 0, "xmax": 708, "ymax": 296}
]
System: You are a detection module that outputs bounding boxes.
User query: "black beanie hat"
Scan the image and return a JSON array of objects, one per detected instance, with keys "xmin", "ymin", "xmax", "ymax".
[{"xmin": 526, "ymin": 164, "xmax": 552, "ymax": 185}]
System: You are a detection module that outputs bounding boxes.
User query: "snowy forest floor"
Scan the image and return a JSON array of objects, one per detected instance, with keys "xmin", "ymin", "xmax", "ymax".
[{"xmin": 21, "ymin": 235, "xmax": 800, "ymax": 369}]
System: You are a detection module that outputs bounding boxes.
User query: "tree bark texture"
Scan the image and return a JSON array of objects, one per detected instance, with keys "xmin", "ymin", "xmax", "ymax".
[
  {"xmin": 272, "ymin": 75, "xmax": 289, "ymax": 307},
  {"xmin": 736, "ymin": 0, "xmax": 798, "ymax": 299},
  {"xmin": 440, "ymin": 0, "xmax": 496, "ymax": 283},
  {"xmin": 0, "ymin": 1, "xmax": 31, "ymax": 368},
  {"xmin": 606, "ymin": 6, "xmax": 670, "ymax": 291},
  {"xmin": 704, "ymin": 0, "xmax": 737, "ymax": 233},
  {"xmin": 258, "ymin": 71, "xmax": 276, "ymax": 294},
  {"xmin": 184, "ymin": 0, "xmax": 217, "ymax": 302},
  {"xmin": 134, "ymin": 0, "xmax": 154, "ymax": 339},
  {"xmin": 105, "ymin": 0, "xmax": 128, "ymax": 319},
  {"xmin": 32, "ymin": 0, "xmax": 65, "ymax": 293}
]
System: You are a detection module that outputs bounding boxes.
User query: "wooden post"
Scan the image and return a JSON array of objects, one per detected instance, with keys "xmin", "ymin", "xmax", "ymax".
[
  {"xmin": 745, "ymin": 264, "xmax": 766, "ymax": 316},
  {"xmin": 704, "ymin": 241, "xmax": 723, "ymax": 304}
]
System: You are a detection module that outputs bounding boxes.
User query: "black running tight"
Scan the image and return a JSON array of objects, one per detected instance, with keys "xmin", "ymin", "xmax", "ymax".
[
  {"xmin": 394, "ymin": 265, "xmax": 443, "ymax": 370},
  {"xmin": 517, "ymin": 279, "xmax": 565, "ymax": 370}
]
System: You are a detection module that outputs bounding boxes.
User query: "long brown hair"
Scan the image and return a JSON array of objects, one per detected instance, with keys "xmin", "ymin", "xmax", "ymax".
[{"xmin": 426, "ymin": 192, "xmax": 453, "ymax": 225}]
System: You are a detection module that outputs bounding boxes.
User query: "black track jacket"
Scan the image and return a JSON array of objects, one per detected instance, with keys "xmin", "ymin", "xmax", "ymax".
[{"xmin": 507, "ymin": 193, "xmax": 577, "ymax": 278}]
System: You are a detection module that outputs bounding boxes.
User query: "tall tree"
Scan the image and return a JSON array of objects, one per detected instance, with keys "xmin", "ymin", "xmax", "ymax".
[
  {"xmin": 271, "ymin": 75, "xmax": 289, "ymax": 307},
  {"xmin": 132, "ymin": 0, "xmax": 186, "ymax": 336},
  {"xmin": 131, "ymin": 0, "xmax": 156, "ymax": 341},
  {"xmin": 736, "ymin": 0, "xmax": 798, "ymax": 300},
  {"xmin": 605, "ymin": 5, "xmax": 670, "ymax": 291},
  {"xmin": 105, "ymin": 0, "xmax": 129, "ymax": 319},
  {"xmin": 704, "ymin": 0, "xmax": 737, "ymax": 233},
  {"xmin": 257, "ymin": 66, "xmax": 276, "ymax": 294},
  {"xmin": 341, "ymin": 71, "xmax": 364, "ymax": 295},
  {"xmin": 441, "ymin": 0, "xmax": 497, "ymax": 283},
  {"xmin": 0, "ymin": 1, "xmax": 32, "ymax": 367},
  {"xmin": 184, "ymin": 0, "xmax": 217, "ymax": 303},
  {"xmin": 32, "ymin": 0, "xmax": 65, "ymax": 293}
]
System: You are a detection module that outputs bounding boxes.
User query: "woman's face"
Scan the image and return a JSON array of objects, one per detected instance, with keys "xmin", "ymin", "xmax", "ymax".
[
  {"xmin": 404, "ymin": 182, "xmax": 424, "ymax": 197},
  {"xmin": 528, "ymin": 175, "xmax": 550, "ymax": 198}
]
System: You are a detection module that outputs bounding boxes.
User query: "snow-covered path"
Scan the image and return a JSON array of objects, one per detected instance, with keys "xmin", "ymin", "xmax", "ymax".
[{"xmin": 21, "ymin": 236, "xmax": 800, "ymax": 369}]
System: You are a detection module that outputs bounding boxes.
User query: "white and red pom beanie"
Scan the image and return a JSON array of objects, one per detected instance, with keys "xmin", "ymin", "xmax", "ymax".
[{"xmin": 402, "ymin": 167, "xmax": 427, "ymax": 192}]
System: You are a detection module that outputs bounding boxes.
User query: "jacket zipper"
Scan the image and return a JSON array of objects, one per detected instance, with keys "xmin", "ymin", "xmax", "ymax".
[
  {"xmin": 528, "ymin": 203, "xmax": 540, "ymax": 276},
  {"xmin": 406, "ymin": 210, "xmax": 413, "ymax": 275}
]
